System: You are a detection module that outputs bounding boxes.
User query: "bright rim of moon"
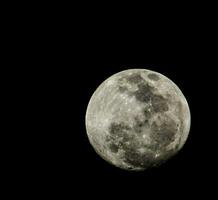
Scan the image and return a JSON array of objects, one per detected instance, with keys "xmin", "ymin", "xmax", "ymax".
[{"xmin": 85, "ymin": 69, "xmax": 191, "ymax": 171}]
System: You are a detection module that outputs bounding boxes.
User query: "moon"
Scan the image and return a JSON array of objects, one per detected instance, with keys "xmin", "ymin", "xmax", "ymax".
[{"xmin": 85, "ymin": 69, "xmax": 191, "ymax": 171}]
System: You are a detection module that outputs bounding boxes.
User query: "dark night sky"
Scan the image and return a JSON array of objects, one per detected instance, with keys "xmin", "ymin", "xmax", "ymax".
[
  {"xmin": 15, "ymin": 7, "xmax": 217, "ymax": 198},
  {"xmin": 41, "ymin": 52, "xmax": 216, "ymax": 198}
]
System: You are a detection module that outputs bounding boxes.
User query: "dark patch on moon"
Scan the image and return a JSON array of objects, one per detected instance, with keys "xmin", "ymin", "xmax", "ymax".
[
  {"xmin": 109, "ymin": 122, "xmax": 131, "ymax": 137},
  {"xmin": 128, "ymin": 76, "xmax": 170, "ymax": 115},
  {"xmin": 107, "ymin": 120, "xmax": 159, "ymax": 169},
  {"xmin": 107, "ymin": 116, "xmax": 179, "ymax": 169},
  {"xmin": 118, "ymin": 73, "xmax": 144, "ymax": 93},
  {"xmin": 118, "ymin": 72, "xmax": 169, "ymax": 115},
  {"xmin": 134, "ymin": 83, "xmax": 154, "ymax": 103},
  {"xmin": 151, "ymin": 120, "xmax": 177, "ymax": 148},
  {"xmin": 123, "ymin": 148, "xmax": 155, "ymax": 169},
  {"xmin": 148, "ymin": 73, "xmax": 160, "ymax": 81},
  {"xmin": 118, "ymin": 85, "xmax": 128, "ymax": 93},
  {"xmin": 107, "ymin": 122, "xmax": 133, "ymax": 153},
  {"xmin": 108, "ymin": 143, "xmax": 119, "ymax": 153},
  {"xmin": 133, "ymin": 82, "xmax": 169, "ymax": 114},
  {"xmin": 151, "ymin": 95, "xmax": 169, "ymax": 112},
  {"xmin": 125, "ymin": 73, "xmax": 144, "ymax": 84}
]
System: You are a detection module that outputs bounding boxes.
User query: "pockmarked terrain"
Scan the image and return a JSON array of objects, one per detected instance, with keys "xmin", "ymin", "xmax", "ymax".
[{"xmin": 86, "ymin": 69, "xmax": 191, "ymax": 171}]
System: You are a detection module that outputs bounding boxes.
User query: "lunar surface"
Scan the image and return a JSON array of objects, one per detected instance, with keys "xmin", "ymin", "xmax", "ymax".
[{"xmin": 85, "ymin": 69, "xmax": 191, "ymax": 171}]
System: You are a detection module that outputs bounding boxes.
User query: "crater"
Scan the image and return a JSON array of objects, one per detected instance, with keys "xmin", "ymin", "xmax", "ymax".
[
  {"xmin": 148, "ymin": 73, "xmax": 160, "ymax": 81},
  {"xmin": 125, "ymin": 73, "xmax": 144, "ymax": 84}
]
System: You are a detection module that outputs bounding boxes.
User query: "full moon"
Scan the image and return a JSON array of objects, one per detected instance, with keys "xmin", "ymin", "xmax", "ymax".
[{"xmin": 85, "ymin": 69, "xmax": 191, "ymax": 171}]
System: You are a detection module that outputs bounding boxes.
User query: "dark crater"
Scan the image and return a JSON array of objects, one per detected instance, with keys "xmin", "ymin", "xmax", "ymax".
[
  {"xmin": 148, "ymin": 73, "xmax": 160, "ymax": 81},
  {"xmin": 125, "ymin": 73, "xmax": 144, "ymax": 84}
]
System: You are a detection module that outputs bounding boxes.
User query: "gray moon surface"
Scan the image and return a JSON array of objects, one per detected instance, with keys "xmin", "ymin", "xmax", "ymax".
[{"xmin": 85, "ymin": 69, "xmax": 191, "ymax": 171}]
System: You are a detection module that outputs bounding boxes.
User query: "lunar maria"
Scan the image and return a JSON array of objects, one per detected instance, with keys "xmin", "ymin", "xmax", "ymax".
[{"xmin": 85, "ymin": 69, "xmax": 191, "ymax": 171}]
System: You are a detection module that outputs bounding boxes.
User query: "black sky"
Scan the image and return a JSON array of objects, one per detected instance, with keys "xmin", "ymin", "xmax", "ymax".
[
  {"xmin": 41, "ymin": 53, "xmax": 216, "ymax": 198},
  {"xmin": 16, "ymin": 6, "xmax": 217, "ymax": 198}
]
